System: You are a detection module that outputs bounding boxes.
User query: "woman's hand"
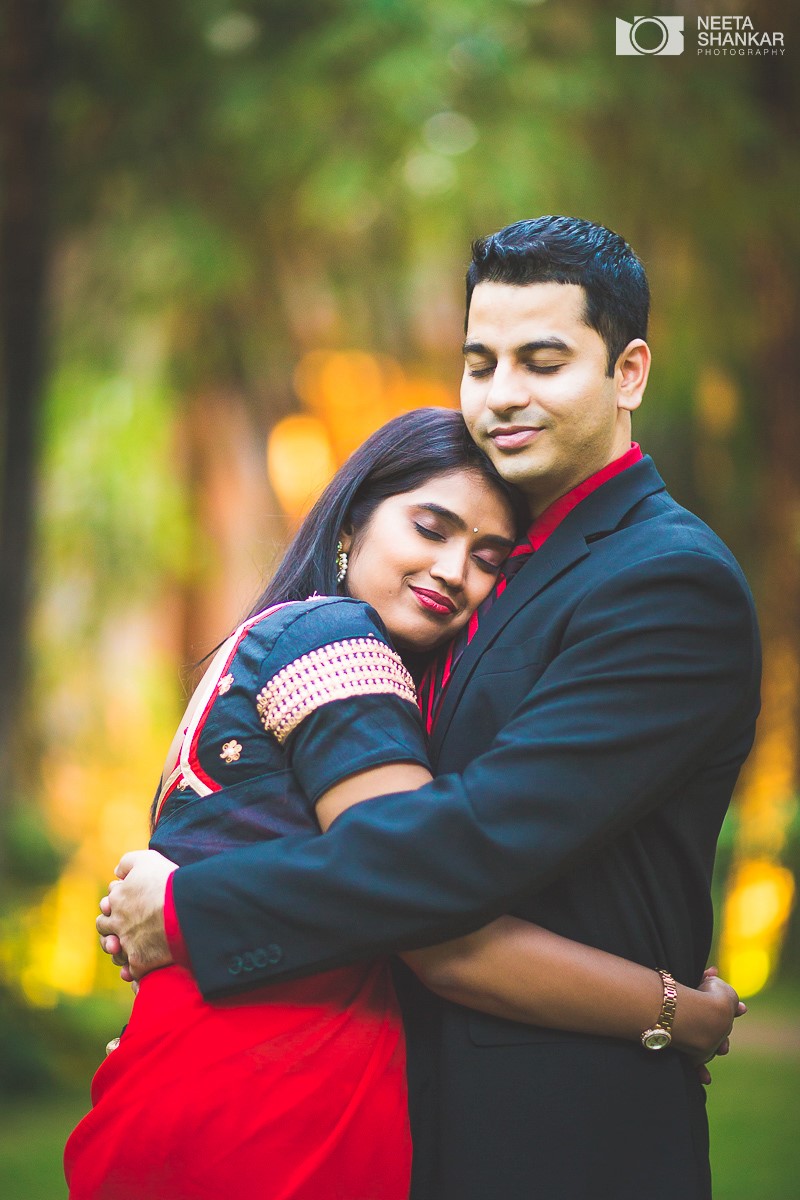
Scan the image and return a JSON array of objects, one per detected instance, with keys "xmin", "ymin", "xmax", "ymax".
[{"xmin": 682, "ymin": 966, "xmax": 746, "ymax": 1084}]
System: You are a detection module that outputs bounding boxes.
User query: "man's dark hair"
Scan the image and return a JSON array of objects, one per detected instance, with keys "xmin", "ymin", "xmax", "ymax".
[{"xmin": 466, "ymin": 216, "xmax": 650, "ymax": 376}]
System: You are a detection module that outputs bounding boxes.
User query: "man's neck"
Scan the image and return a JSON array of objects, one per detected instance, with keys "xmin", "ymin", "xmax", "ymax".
[
  {"xmin": 525, "ymin": 431, "xmax": 635, "ymax": 520},
  {"xmin": 525, "ymin": 442, "xmax": 641, "ymax": 525}
]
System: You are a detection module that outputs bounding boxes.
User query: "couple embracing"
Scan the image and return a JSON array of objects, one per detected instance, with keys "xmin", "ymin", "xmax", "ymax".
[{"xmin": 71, "ymin": 216, "xmax": 760, "ymax": 1200}]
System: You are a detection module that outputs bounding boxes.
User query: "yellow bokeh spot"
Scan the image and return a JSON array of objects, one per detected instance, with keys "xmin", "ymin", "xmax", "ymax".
[
  {"xmin": 720, "ymin": 859, "xmax": 796, "ymax": 997},
  {"xmin": 724, "ymin": 860, "xmax": 795, "ymax": 940},
  {"xmin": 291, "ymin": 349, "xmax": 456, "ymax": 474},
  {"xmin": 390, "ymin": 376, "xmax": 456, "ymax": 415},
  {"xmin": 696, "ymin": 366, "xmax": 740, "ymax": 438},
  {"xmin": 725, "ymin": 945, "xmax": 772, "ymax": 998},
  {"xmin": 294, "ymin": 350, "xmax": 401, "ymax": 460},
  {"xmin": 267, "ymin": 414, "xmax": 336, "ymax": 524},
  {"xmin": 19, "ymin": 968, "xmax": 59, "ymax": 1010}
]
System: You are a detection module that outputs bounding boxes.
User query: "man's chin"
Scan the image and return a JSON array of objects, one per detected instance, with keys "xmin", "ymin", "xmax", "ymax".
[{"xmin": 487, "ymin": 446, "xmax": 548, "ymax": 489}]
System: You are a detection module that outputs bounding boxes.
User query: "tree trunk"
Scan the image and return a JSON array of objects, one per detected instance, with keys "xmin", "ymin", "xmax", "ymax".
[{"xmin": 0, "ymin": 0, "xmax": 55, "ymax": 799}]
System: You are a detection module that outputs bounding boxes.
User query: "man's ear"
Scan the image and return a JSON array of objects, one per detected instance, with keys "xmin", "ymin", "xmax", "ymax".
[{"xmin": 614, "ymin": 339, "xmax": 650, "ymax": 413}]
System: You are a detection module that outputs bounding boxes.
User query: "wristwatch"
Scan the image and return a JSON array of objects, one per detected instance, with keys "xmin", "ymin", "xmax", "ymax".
[{"xmin": 640, "ymin": 969, "xmax": 678, "ymax": 1051}]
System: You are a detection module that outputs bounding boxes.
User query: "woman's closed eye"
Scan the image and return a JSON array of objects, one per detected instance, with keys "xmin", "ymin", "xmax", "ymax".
[
  {"xmin": 414, "ymin": 522, "xmax": 507, "ymax": 572},
  {"xmin": 472, "ymin": 552, "xmax": 505, "ymax": 575},
  {"xmin": 413, "ymin": 521, "xmax": 446, "ymax": 542}
]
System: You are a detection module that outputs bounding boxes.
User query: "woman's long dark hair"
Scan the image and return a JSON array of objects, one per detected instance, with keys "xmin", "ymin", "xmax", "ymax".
[
  {"xmin": 249, "ymin": 407, "xmax": 527, "ymax": 616},
  {"xmin": 151, "ymin": 410, "xmax": 524, "ymax": 832}
]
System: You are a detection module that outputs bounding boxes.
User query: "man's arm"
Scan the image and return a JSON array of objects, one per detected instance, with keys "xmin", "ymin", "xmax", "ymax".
[{"xmin": 102, "ymin": 549, "xmax": 760, "ymax": 997}]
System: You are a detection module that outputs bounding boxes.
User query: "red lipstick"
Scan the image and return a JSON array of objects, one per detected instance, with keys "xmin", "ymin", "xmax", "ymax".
[{"xmin": 410, "ymin": 587, "xmax": 457, "ymax": 616}]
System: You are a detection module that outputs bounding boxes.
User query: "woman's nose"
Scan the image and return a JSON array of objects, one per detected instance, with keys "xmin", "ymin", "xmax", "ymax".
[{"xmin": 430, "ymin": 546, "xmax": 467, "ymax": 590}]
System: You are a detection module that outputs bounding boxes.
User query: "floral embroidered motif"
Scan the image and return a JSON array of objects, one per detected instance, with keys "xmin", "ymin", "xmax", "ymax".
[
  {"xmin": 256, "ymin": 637, "xmax": 417, "ymax": 745},
  {"xmin": 220, "ymin": 739, "xmax": 243, "ymax": 763},
  {"xmin": 217, "ymin": 673, "xmax": 234, "ymax": 695}
]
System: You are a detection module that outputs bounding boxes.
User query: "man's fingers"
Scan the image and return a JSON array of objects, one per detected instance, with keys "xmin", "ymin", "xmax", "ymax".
[
  {"xmin": 96, "ymin": 912, "xmax": 118, "ymax": 938},
  {"xmin": 99, "ymin": 894, "xmax": 112, "ymax": 916},
  {"xmin": 119, "ymin": 964, "xmax": 135, "ymax": 983},
  {"xmin": 100, "ymin": 933, "xmax": 122, "ymax": 956},
  {"xmin": 114, "ymin": 850, "xmax": 148, "ymax": 880}
]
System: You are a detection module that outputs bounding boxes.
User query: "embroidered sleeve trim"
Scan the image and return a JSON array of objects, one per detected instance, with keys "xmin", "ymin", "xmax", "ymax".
[{"xmin": 256, "ymin": 636, "xmax": 418, "ymax": 744}]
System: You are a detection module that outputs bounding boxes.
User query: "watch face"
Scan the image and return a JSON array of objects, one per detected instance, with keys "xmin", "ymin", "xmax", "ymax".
[{"xmin": 643, "ymin": 1029, "xmax": 672, "ymax": 1051}]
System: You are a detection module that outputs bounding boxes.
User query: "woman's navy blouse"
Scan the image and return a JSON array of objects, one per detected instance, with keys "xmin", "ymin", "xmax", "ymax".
[{"xmin": 150, "ymin": 597, "xmax": 429, "ymax": 866}]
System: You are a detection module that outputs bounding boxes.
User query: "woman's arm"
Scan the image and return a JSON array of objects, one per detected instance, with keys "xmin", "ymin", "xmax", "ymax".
[
  {"xmin": 402, "ymin": 919, "xmax": 737, "ymax": 1058},
  {"xmin": 317, "ymin": 763, "xmax": 740, "ymax": 1060}
]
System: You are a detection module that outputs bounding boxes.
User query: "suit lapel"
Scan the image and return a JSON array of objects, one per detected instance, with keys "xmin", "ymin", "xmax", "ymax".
[{"xmin": 428, "ymin": 456, "xmax": 668, "ymax": 759}]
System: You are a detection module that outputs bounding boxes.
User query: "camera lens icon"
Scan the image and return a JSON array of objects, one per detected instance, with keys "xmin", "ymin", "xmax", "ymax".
[
  {"xmin": 631, "ymin": 17, "xmax": 668, "ymax": 53},
  {"xmin": 615, "ymin": 15, "xmax": 684, "ymax": 56}
]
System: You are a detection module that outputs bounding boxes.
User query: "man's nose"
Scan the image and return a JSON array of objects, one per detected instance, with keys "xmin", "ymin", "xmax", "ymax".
[{"xmin": 486, "ymin": 363, "xmax": 529, "ymax": 414}]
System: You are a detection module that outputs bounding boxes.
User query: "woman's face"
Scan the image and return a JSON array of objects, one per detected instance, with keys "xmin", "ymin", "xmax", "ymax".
[{"xmin": 342, "ymin": 469, "xmax": 517, "ymax": 654}]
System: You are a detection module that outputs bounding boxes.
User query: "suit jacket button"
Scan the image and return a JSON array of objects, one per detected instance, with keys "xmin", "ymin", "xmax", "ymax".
[
  {"xmin": 227, "ymin": 954, "xmax": 243, "ymax": 976},
  {"xmin": 253, "ymin": 949, "xmax": 268, "ymax": 969},
  {"xmin": 265, "ymin": 944, "xmax": 282, "ymax": 965}
]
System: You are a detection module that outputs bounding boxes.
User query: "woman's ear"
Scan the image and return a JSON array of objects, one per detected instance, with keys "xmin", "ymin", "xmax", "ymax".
[{"xmin": 338, "ymin": 526, "xmax": 353, "ymax": 554}]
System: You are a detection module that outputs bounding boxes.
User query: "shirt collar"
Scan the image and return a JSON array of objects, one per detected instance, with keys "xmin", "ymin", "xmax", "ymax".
[{"xmin": 510, "ymin": 442, "xmax": 644, "ymax": 556}]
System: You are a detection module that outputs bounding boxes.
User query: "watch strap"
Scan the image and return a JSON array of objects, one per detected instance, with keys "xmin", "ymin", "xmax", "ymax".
[{"xmin": 640, "ymin": 969, "xmax": 678, "ymax": 1051}]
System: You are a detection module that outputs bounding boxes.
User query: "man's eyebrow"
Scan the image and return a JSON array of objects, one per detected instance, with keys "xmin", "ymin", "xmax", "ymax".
[
  {"xmin": 462, "ymin": 337, "xmax": 572, "ymax": 356},
  {"xmin": 415, "ymin": 503, "xmax": 515, "ymax": 548},
  {"xmin": 517, "ymin": 338, "xmax": 572, "ymax": 355}
]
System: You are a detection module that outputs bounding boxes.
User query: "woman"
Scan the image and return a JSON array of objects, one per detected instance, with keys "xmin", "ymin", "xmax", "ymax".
[{"xmin": 65, "ymin": 409, "xmax": 738, "ymax": 1200}]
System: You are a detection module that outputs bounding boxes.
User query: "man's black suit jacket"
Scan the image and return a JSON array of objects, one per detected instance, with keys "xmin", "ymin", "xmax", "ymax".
[{"xmin": 173, "ymin": 456, "xmax": 761, "ymax": 1199}]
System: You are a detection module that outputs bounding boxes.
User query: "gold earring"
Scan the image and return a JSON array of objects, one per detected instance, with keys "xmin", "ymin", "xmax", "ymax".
[{"xmin": 336, "ymin": 540, "xmax": 349, "ymax": 584}]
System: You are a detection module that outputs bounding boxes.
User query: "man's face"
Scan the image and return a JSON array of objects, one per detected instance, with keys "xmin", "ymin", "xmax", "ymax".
[{"xmin": 461, "ymin": 281, "xmax": 635, "ymax": 516}]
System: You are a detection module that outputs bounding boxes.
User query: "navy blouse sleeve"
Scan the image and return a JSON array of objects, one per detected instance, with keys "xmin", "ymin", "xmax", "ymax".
[{"xmin": 255, "ymin": 598, "xmax": 430, "ymax": 804}]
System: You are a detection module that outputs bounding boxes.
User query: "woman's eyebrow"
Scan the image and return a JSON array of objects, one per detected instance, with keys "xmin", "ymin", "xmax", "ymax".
[
  {"xmin": 415, "ymin": 502, "xmax": 464, "ymax": 527},
  {"xmin": 415, "ymin": 504, "xmax": 514, "ymax": 548}
]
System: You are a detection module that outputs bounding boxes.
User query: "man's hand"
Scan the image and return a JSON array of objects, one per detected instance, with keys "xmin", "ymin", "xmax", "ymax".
[{"xmin": 96, "ymin": 850, "xmax": 178, "ymax": 981}]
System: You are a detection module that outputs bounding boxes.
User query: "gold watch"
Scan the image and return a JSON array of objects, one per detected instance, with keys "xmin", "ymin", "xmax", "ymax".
[{"xmin": 640, "ymin": 969, "xmax": 678, "ymax": 1051}]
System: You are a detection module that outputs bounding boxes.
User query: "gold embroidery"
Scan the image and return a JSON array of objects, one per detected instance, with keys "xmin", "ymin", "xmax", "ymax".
[
  {"xmin": 220, "ymin": 739, "xmax": 243, "ymax": 763},
  {"xmin": 256, "ymin": 637, "xmax": 417, "ymax": 744},
  {"xmin": 217, "ymin": 673, "xmax": 234, "ymax": 695},
  {"xmin": 177, "ymin": 778, "xmax": 190, "ymax": 790}
]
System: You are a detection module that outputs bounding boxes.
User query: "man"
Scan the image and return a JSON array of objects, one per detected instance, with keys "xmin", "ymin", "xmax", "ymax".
[{"xmin": 99, "ymin": 217, "xmax": 760, "ymax": 1199}]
